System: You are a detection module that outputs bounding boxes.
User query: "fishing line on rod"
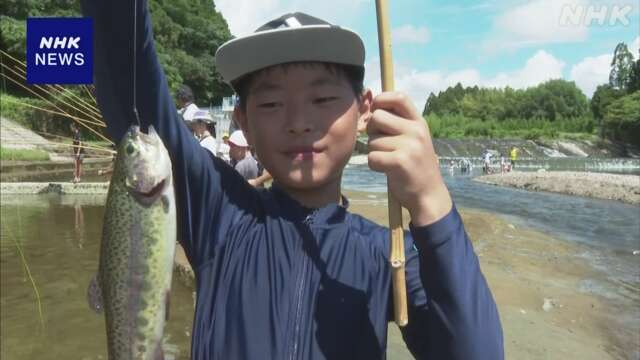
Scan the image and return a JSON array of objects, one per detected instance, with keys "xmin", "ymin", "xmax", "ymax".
[{"xmin": 132, "ymin": 0, "xmax": 141, "ymax": 126}]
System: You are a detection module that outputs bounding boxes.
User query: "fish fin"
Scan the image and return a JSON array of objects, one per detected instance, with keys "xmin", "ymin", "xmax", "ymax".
[
  {"xmin": 87, "ymin": 274, "xmax": 103, "ymax": 313},
  {"xmin": 165, "ymin": 290, "xmax": 171, "ymax": 321}
]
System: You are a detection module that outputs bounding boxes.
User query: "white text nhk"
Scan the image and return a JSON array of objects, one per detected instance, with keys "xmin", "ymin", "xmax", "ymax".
[{"xmin": 35, "ymin": 36, "xmax": 84, "ymax": 66}]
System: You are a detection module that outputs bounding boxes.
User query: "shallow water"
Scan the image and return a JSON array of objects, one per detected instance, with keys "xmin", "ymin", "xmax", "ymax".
[{"xmin": 0, "ymin": 195, "xmax": 194, "ymax": 360}]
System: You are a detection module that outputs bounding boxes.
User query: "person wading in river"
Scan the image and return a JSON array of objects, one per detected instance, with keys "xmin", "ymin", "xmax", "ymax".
[
  {"xmin": 71, "ymin": 123, "xmax": 84, "ymax": 183},
  {"xmin": 83, "ymin": 0, "xmax": 504, "ymax": 358}
]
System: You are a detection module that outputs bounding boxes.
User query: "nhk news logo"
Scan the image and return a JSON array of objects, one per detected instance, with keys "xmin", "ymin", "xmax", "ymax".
[{"xmin": 27, "ymin": 18, "xmax": 93, "ymax": 84}]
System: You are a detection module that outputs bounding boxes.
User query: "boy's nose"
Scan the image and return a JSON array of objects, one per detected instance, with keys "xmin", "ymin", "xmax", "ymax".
[{"xmin": 285, "ymin": 104, "xmax": 313, "ymax": 135}]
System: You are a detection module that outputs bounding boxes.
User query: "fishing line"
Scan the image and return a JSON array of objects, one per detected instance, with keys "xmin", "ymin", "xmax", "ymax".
[{"xmin": 132, "ymin": 0, "xmax": 141, "ymax": 126}]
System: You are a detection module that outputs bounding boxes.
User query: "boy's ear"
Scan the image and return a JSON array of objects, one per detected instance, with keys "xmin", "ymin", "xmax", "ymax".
[
  {"xmin": 233, "ymin": 106, "xmax": 253, "ymax": 145},
  {"xmin": 356, "ymin": 89, "xmax": 373, "ymax": 133}
]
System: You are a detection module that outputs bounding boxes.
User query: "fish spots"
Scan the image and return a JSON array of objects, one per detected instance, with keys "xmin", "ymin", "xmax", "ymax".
[
  {"xmin": 137, "ymin": 317, "xmax": 149, "ymax": 327},
  {"xmin": 162, "ymin": 195, "xmax": 170, "ymax": 213}
]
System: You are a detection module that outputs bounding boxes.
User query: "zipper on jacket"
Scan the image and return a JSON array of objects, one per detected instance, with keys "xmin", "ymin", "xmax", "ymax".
[{"xmin": 288, "ymin": 213, "xmax": 314, "ymax": 360}]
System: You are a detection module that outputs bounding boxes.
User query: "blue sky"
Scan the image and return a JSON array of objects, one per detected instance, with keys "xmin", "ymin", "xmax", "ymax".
[{"xmin": 215, "ymin": 0, "xmax": 640, "ymax": 110}]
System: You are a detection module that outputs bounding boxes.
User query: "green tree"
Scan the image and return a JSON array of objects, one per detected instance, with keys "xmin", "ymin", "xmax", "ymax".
[
  {"xmin": 609, "ymin": 42, "xmax": 635, "ymax": 92},
  {"xmin": 603, "ymin": 91, "xmax": 640, "ymax": 145},
  {"xmin": 591, "ymin": 84, "xmax": 622, "ymax": 120},
  {"xmin": 628, "ymin": 56, "xmax": 640, "ymax": 93},
  {"xmin": 591, "ymin": 84, "xmax": 623, "ymax": 139}
]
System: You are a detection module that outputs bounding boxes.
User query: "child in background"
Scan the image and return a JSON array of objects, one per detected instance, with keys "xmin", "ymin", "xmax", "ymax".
[{"xmin": 228, "ymin": 130, "xmax": 259, "ymax": 182}]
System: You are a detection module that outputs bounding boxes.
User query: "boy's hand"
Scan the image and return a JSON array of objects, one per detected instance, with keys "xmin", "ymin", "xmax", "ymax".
[{"xmin": 367, "ymin": 92, "xmax": 452, "ymax": 227}]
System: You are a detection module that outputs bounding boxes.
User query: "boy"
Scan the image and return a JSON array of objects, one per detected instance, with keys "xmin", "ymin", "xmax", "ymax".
[
  {"xmin": 218, "ymin": 132, "xmax": 231, "ymax": 163},
  {"xmin": 510, "ymin": 146, "xmax": 519, "ymax": 170},
  {"xmin": 83, "ymin": 1, "xmax": 503, "ymax": 359},
  {"xmin": 70, "ymin": 122, "xmax": 84, "ymax": 183},
  {"xmin": 176, "ymin": 84, "xmax": 199, "ymax": 122},
  {"xmin": 192, "ymin": 109, "xmax": 218, "ymax": 157},
  {"xmin": 228, "ymin": 130, "xmax": 259, "ymax": 181}
]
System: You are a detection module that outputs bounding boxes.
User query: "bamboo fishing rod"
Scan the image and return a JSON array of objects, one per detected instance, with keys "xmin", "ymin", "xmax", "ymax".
[{"xmin": 375, "ymin": 0, "xmax": 408, "ymax": 327}]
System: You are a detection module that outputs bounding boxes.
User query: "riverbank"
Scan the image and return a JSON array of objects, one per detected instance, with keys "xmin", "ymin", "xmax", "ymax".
[
  {"xmin": 0, "ymin": 182, "xmax": 109, "ymax": 195},
  {"xmin": 475, "ymin": 171, "xmax": 640, "ymax": 205}
]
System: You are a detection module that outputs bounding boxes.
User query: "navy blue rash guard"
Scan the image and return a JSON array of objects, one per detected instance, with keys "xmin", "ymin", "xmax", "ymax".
[{"xmin": 82, "ymin": 0, "xmax": 504, "ymax": 358}]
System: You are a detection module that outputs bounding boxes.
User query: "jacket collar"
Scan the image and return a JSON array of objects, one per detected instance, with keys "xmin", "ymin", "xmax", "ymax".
[{"xmin": 270, "ymin": 184, "xmax": 349, "ymax": 226}]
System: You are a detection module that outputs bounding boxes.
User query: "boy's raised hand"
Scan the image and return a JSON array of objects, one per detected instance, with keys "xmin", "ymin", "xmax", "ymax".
[{"xmin": 367, "ymin": 92, "xmax": 453, "ymax": 227}]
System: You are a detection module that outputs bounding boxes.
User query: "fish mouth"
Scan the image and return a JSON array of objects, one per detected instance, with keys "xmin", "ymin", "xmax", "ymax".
[{"xmin": 128, "ymin": 178, "xmax": 167, "ymax": 207}]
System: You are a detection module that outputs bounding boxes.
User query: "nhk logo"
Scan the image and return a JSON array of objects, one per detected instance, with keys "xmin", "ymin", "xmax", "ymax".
[
  {"xmin": 27, "ymin": 18, "xmax": 93, "ymax": 84},
  {"xmin": 559, "ymin": 4, "xmax": 634, "ymax": 27},
  {"xmin": 36, "ymin": 37, "xmax": 85, "ymax": 66}
]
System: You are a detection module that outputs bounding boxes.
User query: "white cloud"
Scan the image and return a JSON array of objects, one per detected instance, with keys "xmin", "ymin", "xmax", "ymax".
[
  {"xmin": 486, "ymin": 50, "xmax": 565, "ymax": 88},
  {"xmin": 365, "ymin": 50, "xmax": 565, "ymax": 111},
  {"xmin": 632, "ymin": 36, "xmax": 640, "ymax": 55},
  {"xmin": 215, "ymin": 0, "xmax": 366, "ymax": 36},
  {"xmin": 215, "ymin": 0, "xmax": 283, "ymax": 36},
  {"xmin": 483, "ymin": 0, "xmax": 589, "ymax": 54},
  {"xmin": 392, "ymin": 25, "xmax": 430, "ymax": 44},
  {"xmin": 570, "ymin": 54, "xmax": 612, "ymax": 97}
]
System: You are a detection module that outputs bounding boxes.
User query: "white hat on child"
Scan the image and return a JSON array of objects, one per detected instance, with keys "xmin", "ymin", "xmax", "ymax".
[
  {"xmin": 192, "ymin": 110, "xmax": 215, "ymax": 124},
  {"xmin": 228, "ymin": 130, "xmax": 249, "ymax": 147}
]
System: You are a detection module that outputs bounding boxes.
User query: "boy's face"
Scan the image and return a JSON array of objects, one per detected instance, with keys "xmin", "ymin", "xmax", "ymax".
[
  {"xmin": 229, "ymin": 144, "xmax": 246, "ymax": 161},
  {"xmin": 235, "ymin": 63, "xmax": 371, "ymax": 191}
]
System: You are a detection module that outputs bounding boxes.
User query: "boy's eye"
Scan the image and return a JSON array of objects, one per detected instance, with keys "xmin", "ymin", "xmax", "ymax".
[
  {"xmin": 258, "ymin": 102, "xmax": 281, "ymax": 109},
  {"xmin": 313, "ymin": 96, "xmax": 338, "ymax": 104}
]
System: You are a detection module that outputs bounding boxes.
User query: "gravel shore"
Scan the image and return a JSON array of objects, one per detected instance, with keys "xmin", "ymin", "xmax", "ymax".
[{"xmin": 475, "ymin": 171, "xmax": 640, "ymax": 205}]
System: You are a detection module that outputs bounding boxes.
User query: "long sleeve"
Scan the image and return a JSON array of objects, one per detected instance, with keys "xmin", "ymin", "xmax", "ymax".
[
  {"xmin": 81, "ymin": 0, "xmax": 257, "ymax": 268},
  {"xmin": 398, "ymin": 205, "xmax": 504, "ymax": 359}
]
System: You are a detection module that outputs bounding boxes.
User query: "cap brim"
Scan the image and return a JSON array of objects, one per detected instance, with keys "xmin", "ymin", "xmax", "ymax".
[{"xmin": 215, "ymin": 25, "xmax": 365, "ymax": 85}]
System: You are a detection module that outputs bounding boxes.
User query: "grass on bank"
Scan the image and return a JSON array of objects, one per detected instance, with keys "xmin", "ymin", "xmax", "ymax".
[{"xmin": 0, "ymin": 147, "xmax": 50, "ymax": 161}]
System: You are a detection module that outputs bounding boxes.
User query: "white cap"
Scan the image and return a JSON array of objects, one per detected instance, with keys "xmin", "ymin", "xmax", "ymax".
[
  {"xmin": 228, "ymin": 130, "xmax": 249, "ymax": 147},
  {"xmin": 192, "ymin": 110, "xmax": 215, "ymax": 124},
  {"xmin": 181, "ymin": 103, "xmax": 199, "ymax": 122}
]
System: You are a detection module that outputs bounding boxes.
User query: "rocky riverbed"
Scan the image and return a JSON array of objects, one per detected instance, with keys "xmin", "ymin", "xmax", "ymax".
[{"xmin": 475, "ymin": 171, "xmax": 640, "ymax": 205}]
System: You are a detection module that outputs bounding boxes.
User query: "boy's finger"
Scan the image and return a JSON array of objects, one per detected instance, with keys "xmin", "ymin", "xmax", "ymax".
[
  {"xmin": 371, "ymin": 92, "xmax": 420, "ymax": 121},
  {"xmin": 367, "ymin": 150, "xmax": 399, "ymax": 173},
  {"xmin": 367, "ymin": 108, "xmax": 410, "ymax": 136},
  {"xmin": 368, "ymin": 134, "xmax": 402, "ymax": 153}
]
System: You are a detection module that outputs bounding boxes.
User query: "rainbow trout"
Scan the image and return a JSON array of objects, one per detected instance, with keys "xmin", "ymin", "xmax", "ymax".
[{"xmin": 88, "ymin": 125, "xmax": 176, "ymax": 360}]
